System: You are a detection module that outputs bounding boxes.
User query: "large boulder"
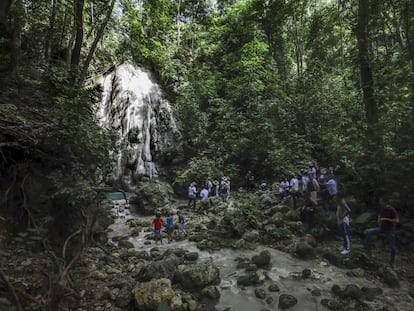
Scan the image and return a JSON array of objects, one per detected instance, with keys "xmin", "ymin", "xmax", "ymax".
[
  {"xmin": 173, "ymin": 262, "xmax": 220, "ymax": 289},
  {"xmin": 251, "ymin": 250, "xmax": 271, "ymax": 268},
  {"xmin": 132, "ymin": 278, "xmax": 179, "ymax": 311},
  {"xmin": 137, "ymin": 254, "xmax": 183, "ymax": 281},
  {"xmin": 278, "ymin": 294, "xmax": 298, "ymax": 309}
]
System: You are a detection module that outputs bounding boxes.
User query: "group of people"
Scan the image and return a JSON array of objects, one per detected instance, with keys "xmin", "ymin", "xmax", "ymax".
[
  {"xmin": 187, "ymin": 177, "xmax": 231, "ymax": 211},
  {"xmin": 152, "ymin": 210, "xmax": 186, "ymax": 244},
  {"xmin": 252, "ymin": 164, "xmax": 400, "ymax": 269},
  {"xmin": 150, "ymin": 166, "xmax": 400, "ymax": 269}
]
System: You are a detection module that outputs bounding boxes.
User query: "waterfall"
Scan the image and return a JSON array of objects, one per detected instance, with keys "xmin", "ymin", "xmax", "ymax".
[{"xmin": 96, "ymin": 63, "xmax": 183, "ymax": 190}]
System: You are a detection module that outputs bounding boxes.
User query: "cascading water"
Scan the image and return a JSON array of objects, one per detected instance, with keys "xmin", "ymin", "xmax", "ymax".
[{"xmin": 96, "ymin": 63, "xmax": 183, "ymax": 190}]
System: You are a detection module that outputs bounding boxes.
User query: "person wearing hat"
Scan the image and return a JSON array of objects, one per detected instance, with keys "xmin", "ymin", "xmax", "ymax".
[{"xmin": 220, "ymin": 177, "xmax": 230, "ymax": 202}]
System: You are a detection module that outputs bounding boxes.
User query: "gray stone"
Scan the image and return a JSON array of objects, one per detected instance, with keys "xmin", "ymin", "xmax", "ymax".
[
  {"xmin": 254, "ymin": 288, "xmax": 267, "ymax": 299},
  {"xmin": 251, "ymin": 250, "xmax": 271, "ymax": 268},
  {"xmin": 278, "ymin": 294, "xmax": 298, "ymax": 309},
  {"xmin": 268, "ymin": 283, "xmax": 280, "ymax": 292},
  {"xmin": 201, "ymin": 286, "xmax": 221, "ymax": 301},
  {"xmin": 173, "ymin": 262, "xmax": 220, "ymax": 289},
  {"xmin": 237, "ymin": 272, "xmax": 263, "ymax": 287},
  {"xmin": 132, "ymin": 278, "xmax": 174, "ymax": 311}
]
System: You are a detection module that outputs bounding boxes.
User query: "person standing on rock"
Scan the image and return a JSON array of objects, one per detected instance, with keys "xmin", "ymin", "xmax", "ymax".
[
  {"xmin": 177, "ymin": 211, "xmax": 186, "ymax": 238},
  {"xmin": 364, "ymin": 197, "xmax": 399, "ymax": 269},
  {"xmin": 188, "ymin": 182, "xmax": 197, "ymax": 209},
  {"xmin": 199, "ymin": 185, "xmax": 209, "ymax": 211},
  {"xmin": 166, "ymin": 211, "xmax": 174, "ymax": 243},
  {"xmin": 335, "ymin": 192, "xmax": 351, "ymax": 255},
  {"xmin": 152, "ymin": 212, "xmax": 164, "ymax": 244}
]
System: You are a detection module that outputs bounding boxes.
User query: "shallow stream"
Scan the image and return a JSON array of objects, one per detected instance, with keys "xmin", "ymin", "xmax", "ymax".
[{"xmin": 107, "ymin": 199, "xmax": 412, "ymax": 311}]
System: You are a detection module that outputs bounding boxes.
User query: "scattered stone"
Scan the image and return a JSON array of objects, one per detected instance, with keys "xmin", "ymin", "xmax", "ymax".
[
  {"xmin": 361, "ymin": 287, "xmax": 383, "ymax": 301},
  {"xmin": 184, "ymin": 252, "xmax": 199, "ymax": 261},
  {"xmin": 132, "ymin": 278, "xmax": 174, "ymax": 311},
  {"xmin": 173, "ymin": 262, "xmax": 220, "ymax": 289},
  {"xmin": 201, "ymin": 286, "xmax": 221, "ymax": 301},
  {"xmin": 342, "ymin": 284, "xmax": 363, "ymax": 300},
  {"xmin": 266, "ymin": 296, "xmax": 274, "ymax": 304},
  {"xmin": 236, "ymin": 272, "xmax": 263, "ymax": 286},
  {"xmin": 379, "ymin": 267, "xmax": 400, "ymax": 288},
  {"xmin": 268, "ymin": 283, "xmax": 280, "ymax": 292},
  {"xmin": 278, "ymin": 294, "xmax": 298, "ymax": 309},
  {"xmin": 301, "ymin": 268, "xmax": 311, "ymax": 279},
  {"xmin": 311, "ymin": 288, "xmax": 321, "ymax": 296},
  {"xmin": 320, "ymin": 298, "xmax": 342, "ymax": 311},
  {"xmin": 251, "ymin": 250, "xmax": 271, "ymax": 268},
  {"xmin": 254, "ymin": 288, "xmax": 267, "ymax": 299}
]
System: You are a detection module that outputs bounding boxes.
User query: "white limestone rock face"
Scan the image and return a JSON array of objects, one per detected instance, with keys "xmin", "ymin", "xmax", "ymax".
[{"xmin": 96, "ymin": 63, "xmax": 183, "ymax": 189}]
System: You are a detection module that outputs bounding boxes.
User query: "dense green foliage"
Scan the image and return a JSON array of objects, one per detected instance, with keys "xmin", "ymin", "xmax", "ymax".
[
  {"xmin": 116, "ymin": 0, "xmax": 413, "ymax": 205},
  {"xmin": 1, "ymin": 0, "xmax": 413, "ymax": 231}
]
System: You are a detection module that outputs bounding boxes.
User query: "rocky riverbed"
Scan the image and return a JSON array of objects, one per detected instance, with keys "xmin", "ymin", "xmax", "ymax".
[{"xmin": 1, "ymin": 191, "xmax": 413, "ymax": 311}]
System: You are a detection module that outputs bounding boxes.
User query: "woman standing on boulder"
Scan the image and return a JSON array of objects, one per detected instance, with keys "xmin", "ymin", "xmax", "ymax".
[{"xmin": 335, "ymin": 192, "xmax": 351, "ymax": 255}]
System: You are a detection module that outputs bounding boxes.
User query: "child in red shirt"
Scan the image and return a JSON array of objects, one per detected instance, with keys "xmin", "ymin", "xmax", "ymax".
[{"xmin": 153, "ymin": 212, "xmax": 164, "ymax": 244}]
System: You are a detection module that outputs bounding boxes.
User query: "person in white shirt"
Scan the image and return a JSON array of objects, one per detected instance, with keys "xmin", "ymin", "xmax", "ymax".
[
  {"xmin": 187, "ymin": 182, "xmax": 197, "ymax": 209},
  {"xmin": 290, "ymin": 175, "xmax": 299, "ymax": 193},
  {"xmin": 199, "ymin": 186, "xmax": 209, "ymax": 211}
]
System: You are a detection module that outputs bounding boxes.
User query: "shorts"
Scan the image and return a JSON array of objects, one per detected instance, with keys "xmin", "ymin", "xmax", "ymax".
[
  {"xmin": 154, "ymin": 229, "xmax": 162, "ymax": 236},
  {"xmin": 178, "ymin": 224, "xmax": 184, "ymax": 233},
  {"xmin": 166, "ymin": 226, "xmax": 174, "ymax": 234}
]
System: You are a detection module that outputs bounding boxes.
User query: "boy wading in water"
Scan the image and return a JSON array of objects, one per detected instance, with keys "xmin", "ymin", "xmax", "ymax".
[
  {"xmin": 166, "ymin": 211, "xmax": 174, "ymax": 243},
  {"xmin": 153, "ymin": 212, "xmax": 164, "ymax": 244},
  {"xmin": 336, "ymin": 192, "xmax": 351, "ymax": 255}
]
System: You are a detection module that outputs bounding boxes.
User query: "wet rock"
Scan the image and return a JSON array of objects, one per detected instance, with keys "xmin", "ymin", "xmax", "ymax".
[
  {"xmin": 132, "ymin": 278, "xmax": 174, "ymax": 311},
  {"xmin": 114, "ymin": 284, "xmax": 133, "ymax": 308},
  {"xmin": 379, "ymin": 267, "xmax": 400, "ymax": 288},
  {"xmin": 331, "ymin": 284, "xmax": 342, "ymax": 296},
  {"xmin": 173, "ymin": 262, "xmax": 220, "ymax": 289},
  {"xmin": 294, "ymin": 240, "xmax": 316, "ymax": 259},
  {"xmin": 278, "ymin": 294, "xmax": 298, "ymax": 309},
  {"xmin": 184, "ymin": 252, "xmax": 199, "ymax": 261},
  {"xmin": 268, "ymin": 283, "xmax": 280, "ymax": 292},
  {"xmin": 138, "ymin": 254, "xmax": 183, "ymax": 281},
  {"xmin": 251, "ymin": 250, "xmax": 271, "ymax": 268},
  {"xmin": 242, "ymin": 230, "xmax": 260, "ymax": 243},
  {"xmin": 266, "ymin": 296, "xmax": 274, "ymax": 304},
  {"xmin": 347, "ymin": 268, "xmax": 365, "ymax": 277},
  {"xmin": 170, "ymin": 294, "xmax": 185, "ymax": 311},
  {"xmin": 311, "ymin": 288, "xmax": 321, "ymax": 296},
  {"xmin": 320, "ymin": 298, "xmax": 343, "ymax": 311},
  {"xmin": 201, "ymin": 285, "xmax": 221, "ymax": 301},
  {"xmin": 236, "ymin": 272, "xmax": 263, "ymax": 286},
  {"xmin": 233, "ymin": 238, "xmax": 246, "ymax": 249},
  {"xmin": 342, "ymin": 284, "xmax": 363, "ymax": 300},
  {"xmin": 361, "ymin": 287, "xmax": 383, "ymax": 301},
  {"xmin": 354, "ymin": 301, "xmax": 373, "ymax": 311},
  {"xmin": 301, "ymin": 268, "xmax": 311, "ymax": 279},
  {"xmin": 254, "ymin": 288, "xmax": 267, "ymax": 299}
]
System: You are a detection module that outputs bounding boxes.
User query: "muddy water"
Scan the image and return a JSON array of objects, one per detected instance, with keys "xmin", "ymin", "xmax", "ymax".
[{"xmin": 107, "ymin": 201, "xmax": 412, "ymax": 311}]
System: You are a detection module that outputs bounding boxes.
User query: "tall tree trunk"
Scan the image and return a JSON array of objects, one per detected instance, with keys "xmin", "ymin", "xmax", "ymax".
[
  {"xmin": 356, "ymin": 0, "xmax": 380, "ymax": 142},
  {"xmin": 356, "ymin": 0, "xmax": 384, "ymax": 193},
  {"xmin": 70, "ymin": 0, "xmax": 85, "ymax": 84},
  {"xmin": 0, "ymin": 0, "xmax": 13, "ymax": 27},
  {"xmin": 71, "ymin": 0, "xmax": 84, "ymax": 66},
  {"xmin": 10, "ymin": 0, "xmax": 23, "ymax": 79},
  {"xmin": 405, "ymin": 0, "xmax": 414, "ymax": 105},
  {"xmin": 177, "ymin": 0, "xmax": 181, "ymax": 46},
  {"xmin": 45, "ymin": 0, "xmax": 57, "ymax": 63},
  {"xmin": 79, "ymin": 0, "xmax": 116, "ymax": 83}
]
